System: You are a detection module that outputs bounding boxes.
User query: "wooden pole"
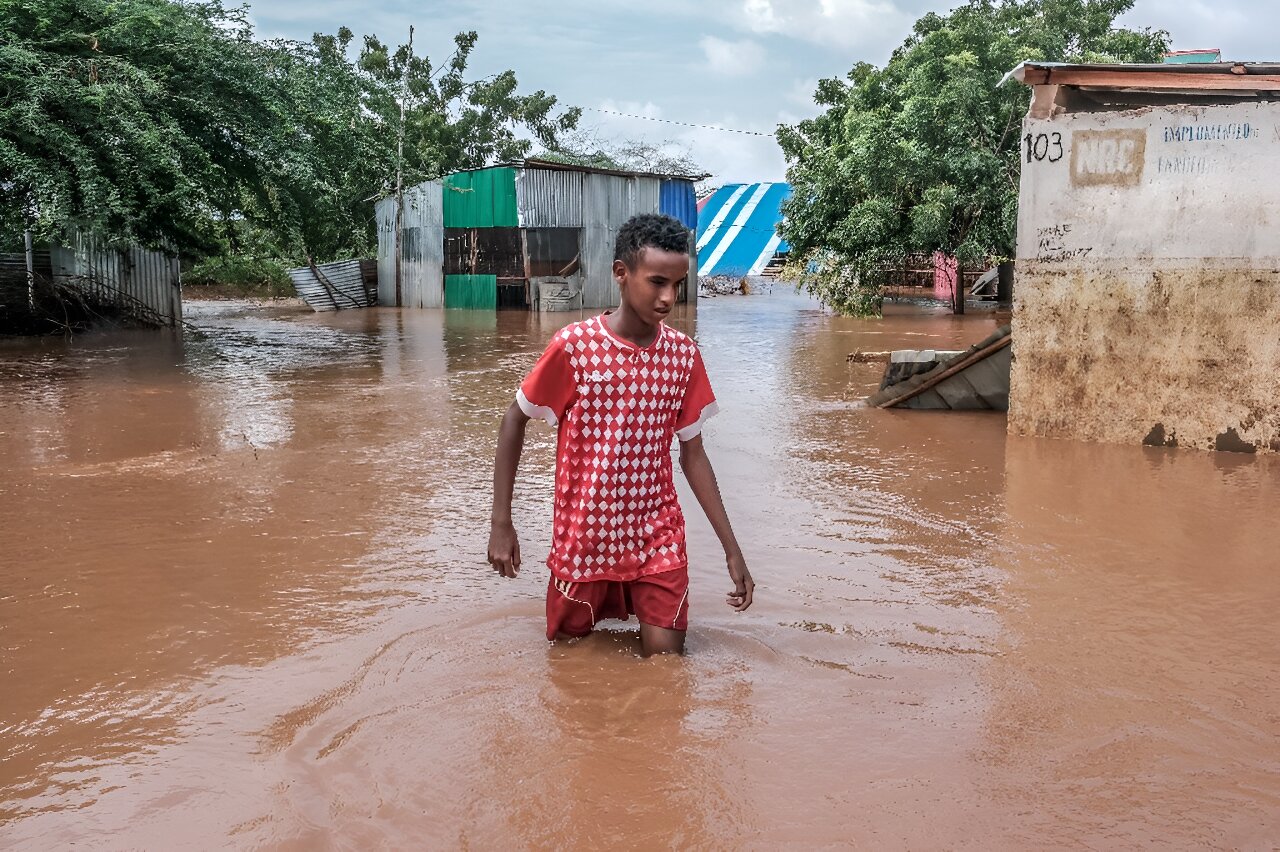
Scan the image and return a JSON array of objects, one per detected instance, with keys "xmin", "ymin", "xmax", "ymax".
[
  {"xmin": 23, "ymin": 228, "xmax": 35, "ymax": 311},
  {"xmin": 394, "ymin": 25, "xmax": 414, "ymax": 307},
  {"xmin": 520, "ymin": 229, "xmax": 532, "ymax": 309}
]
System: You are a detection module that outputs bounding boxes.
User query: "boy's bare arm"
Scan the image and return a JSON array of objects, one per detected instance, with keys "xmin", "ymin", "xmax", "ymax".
[
  {"xmin": 489, "ymin": 401, "xmax": 530, "ymax": 578},
  {"xmin": 679, "ymin": 435, "xmax": 754, "ymax": 611}
]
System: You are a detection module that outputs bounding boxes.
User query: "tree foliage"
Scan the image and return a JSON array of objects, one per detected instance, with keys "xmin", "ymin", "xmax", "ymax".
[
  {"xmin": 0, "ymin": 0, "xmax": 579, "ymax": 262},
  {"xmin": 777, "ymin": 0, "xmax": 1168, "ymax": 315}
]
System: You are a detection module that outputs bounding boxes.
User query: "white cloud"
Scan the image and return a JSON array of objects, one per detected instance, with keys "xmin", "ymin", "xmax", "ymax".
[
  {"xmin": 598, "ymin": 99, "xmax": 663, "ymax": 119},
  {"xmin": 674, "ymin": 115, "xmax": 789, "ymax": 184},
  {"xmin": 738, "ymin": 0, "xmax": 914, "ymax": 52},
  {"xmin": 699, "ymin": 35, "xmax": 767, "ymax": 77}
]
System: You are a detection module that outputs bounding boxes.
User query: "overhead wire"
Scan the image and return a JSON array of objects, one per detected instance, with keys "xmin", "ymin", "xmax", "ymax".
[{"xmin": 581, "ymin": 106, "xmax": 776, "ymax": 137}]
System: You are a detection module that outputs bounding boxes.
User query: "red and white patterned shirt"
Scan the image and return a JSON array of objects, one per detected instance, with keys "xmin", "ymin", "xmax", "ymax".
[{"xmin": 517, "ymin": 314, "xmax": 718, "ymax": 583}]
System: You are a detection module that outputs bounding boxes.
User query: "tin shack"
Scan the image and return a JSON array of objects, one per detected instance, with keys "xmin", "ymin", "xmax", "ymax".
[
  {"xmin": 375, "ymin": 160, "xmax": 702, "ymax": 312},
  {"xmin": 1008, "ymin": 61, "xmax": 1280, "ymax": 453}
]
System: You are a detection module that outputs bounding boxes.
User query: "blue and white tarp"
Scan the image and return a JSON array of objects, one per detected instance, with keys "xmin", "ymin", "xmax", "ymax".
[{"xmin": 695, "ymin": 182, "xmax": 791, "ymax": 278}]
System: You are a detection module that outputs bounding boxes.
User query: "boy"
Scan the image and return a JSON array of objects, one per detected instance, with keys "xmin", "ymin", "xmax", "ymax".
[{"xmin": 487, "ymin": 213, "xmax": 754, "ymax": 656}]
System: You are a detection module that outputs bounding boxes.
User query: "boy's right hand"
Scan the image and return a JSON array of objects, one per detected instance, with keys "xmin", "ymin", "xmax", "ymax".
[{"xmin": 487, "ymin": 521, "xmax": 521, "ymax": 578}]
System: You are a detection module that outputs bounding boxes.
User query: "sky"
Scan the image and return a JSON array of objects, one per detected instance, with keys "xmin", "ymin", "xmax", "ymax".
[{"xmin": 247, "ymin": 0, "xmax": 1277, "ymax": 185}]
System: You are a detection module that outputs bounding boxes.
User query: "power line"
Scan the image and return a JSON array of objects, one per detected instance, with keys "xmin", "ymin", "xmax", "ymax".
[{"xmin": 582, "ymin": 106, "xmax": 776, "ymax": 137}]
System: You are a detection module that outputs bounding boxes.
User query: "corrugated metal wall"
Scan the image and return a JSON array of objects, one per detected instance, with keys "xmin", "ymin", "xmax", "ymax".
[
  {"xmin": 444, "ymin": 274, "xmax": 497, "ymax": 309},
  {"xmin": 516, "ymin": 169, "xmax": 584, "ymax": 227},
  {"xmin": 376, "ymin": 194, "xmax": 397, "ymax": 305},
  {"xmin": 660, "ymin": 180, "xmax": 698, "ymax": 230},
  {"xmin": 377, "ymin": 181, "xmax": 444, "ymax": 307},
  {"xmin": 288, "ymin": 259, "xmax": 372, "ymax": 311},
  {"xmin": 443, "ymin": 168, "xmax": 519, "ymax": 227},
  {"xmin": 49, "ymin": 234, "xmax": 181, "ymax": 326},
  {"xmin": 580, "ymin": 173, "xmax": 684, "ymax": 309}
]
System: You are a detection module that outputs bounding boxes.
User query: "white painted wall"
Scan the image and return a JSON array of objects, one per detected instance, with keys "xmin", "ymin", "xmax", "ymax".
[{"xmin": 1016, "ymin": 101, "xmax": 1280, "ymax": 264}]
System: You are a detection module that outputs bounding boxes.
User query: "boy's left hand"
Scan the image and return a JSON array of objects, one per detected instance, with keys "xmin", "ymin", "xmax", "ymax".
[{"xmin": 726, "ymin": 552, "xmax": 754, "ymax": 611}]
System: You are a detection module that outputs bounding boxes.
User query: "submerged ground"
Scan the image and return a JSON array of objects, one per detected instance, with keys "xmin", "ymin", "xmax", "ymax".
[{"xmin": 1, "ymin": 289, "xmax": 1276, "ymax": 847}]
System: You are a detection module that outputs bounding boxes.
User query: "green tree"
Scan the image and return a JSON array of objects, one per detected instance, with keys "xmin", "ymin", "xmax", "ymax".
[
  {"xmin": 0, "ymin": 1, "xmax": 580, "ymax": 265},
  {"xmin": 0, "ymin": 0, "xmax": 302, "ymax": 252},
  {"xmin": 777, "ymin": 0, "xmax": 1168, "ymax": 315}
]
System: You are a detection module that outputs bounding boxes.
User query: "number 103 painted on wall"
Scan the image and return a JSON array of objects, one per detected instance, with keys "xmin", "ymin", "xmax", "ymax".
[{"xmin": 1025, "ymin": 132, "xmax": 1065, "ymax": 163}]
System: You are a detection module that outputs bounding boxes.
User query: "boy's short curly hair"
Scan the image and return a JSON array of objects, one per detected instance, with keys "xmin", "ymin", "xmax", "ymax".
[{"xmin": 614, "ymin": 214, "xmax": 689, "ymax": 268}]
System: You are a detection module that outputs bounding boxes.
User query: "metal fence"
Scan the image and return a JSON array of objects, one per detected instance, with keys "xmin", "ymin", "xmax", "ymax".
[{"xmin": 50, "ymin": 234, "xmax": 182, "ymax": 327}]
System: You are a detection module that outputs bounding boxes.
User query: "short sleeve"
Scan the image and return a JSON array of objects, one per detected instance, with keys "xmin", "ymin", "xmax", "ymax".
[
  {"xmin": 517, "ymin": 338, "xmax": 577, "ymax": 427},
  {"xmin": 675, "ymin": 348, "xmax": 718, "ymax": 442}
]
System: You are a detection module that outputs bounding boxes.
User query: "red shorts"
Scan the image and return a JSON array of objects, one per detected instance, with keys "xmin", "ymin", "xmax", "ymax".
[{"xmin": 546, "ymin": 568, "xmax": 690, "ymax": 640}]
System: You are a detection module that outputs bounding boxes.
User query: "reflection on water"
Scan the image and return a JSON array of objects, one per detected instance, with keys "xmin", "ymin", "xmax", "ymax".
[{"xmin": 1, "ymin": 291, "xmax": 1276, "ymax": 847}]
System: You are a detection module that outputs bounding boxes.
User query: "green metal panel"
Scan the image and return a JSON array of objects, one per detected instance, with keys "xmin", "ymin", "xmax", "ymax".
[
  {"xmin": 444, "ymin": 274, "xmax": 497, "ymax": 309},
  {"xmin": 442, "ymin": 168, "xmax": 519, "ymax": 228}
]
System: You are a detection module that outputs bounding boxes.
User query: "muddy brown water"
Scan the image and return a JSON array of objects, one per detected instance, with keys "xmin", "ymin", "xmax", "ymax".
[{"xmin": 1, "ymin": 290, "xmax": 1277, "ymax": 848}]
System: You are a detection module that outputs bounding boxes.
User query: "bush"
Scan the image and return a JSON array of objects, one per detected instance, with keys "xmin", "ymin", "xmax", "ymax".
[
  {"xmin": 782, "ymin": 250, "xmax": 883, "ymax": 318},
  {"xmin": 184, "ymin": 256, "xmax": 294, "ymax": 297}
]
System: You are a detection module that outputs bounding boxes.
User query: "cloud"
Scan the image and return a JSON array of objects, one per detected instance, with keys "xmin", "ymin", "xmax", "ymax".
[
  {"xmin": 786, "ymin": 77, "xmax": 821, "ymax": 108},
  {"xmin": 699, "ymin": 35, "xmax": 767, "ymax": 77},
  {"xmin": 597, "ymin": 99, "xmax": 663, "ymax": 120},
  {"xmin": 738, "ymin": 0, "xmax": 914, "ymax": 52}
]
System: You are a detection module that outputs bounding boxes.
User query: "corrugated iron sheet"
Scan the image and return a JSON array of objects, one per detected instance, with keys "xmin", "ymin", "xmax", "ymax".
[
  {"xmin": 660, "ymin": 180, "xmax": 698, "ymax": 230},
  {"xmin": 443, "ymin": 168, "xmax": 519, "ymax": 228},
  {"xmin": 444, "ymin": 274, "xmax": 497, "ymax": 309},
  {"xmin": 288, "ymin": 259, "xmax": 371, "ymax": 312},
  {"xmin": 516, "ymin": 168, "xmax": 584, "ymax": 227},
  {"xmin": 376, "ymin": 181, "xmax": 445, "ymax": 307},
  {"xmin": 580, "ymin": 173, "xmax": 688, "ymax": 308},
  {"xmin": 49, "ymin": 233, "xmax": 182, "ymax": 327},
  {"xmin": 696, "ymin": 182, "xmax": 792, "ymax": 278}
]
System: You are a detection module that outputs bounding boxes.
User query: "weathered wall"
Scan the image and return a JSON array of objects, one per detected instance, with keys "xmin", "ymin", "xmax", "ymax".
[{"xmin": 1012, "ymin": 99, "xmax": 1280, "ymax": 453}]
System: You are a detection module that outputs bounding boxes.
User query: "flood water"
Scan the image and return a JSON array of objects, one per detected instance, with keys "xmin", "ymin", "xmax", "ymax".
[{"xmin": 2, "ymin": 289, "xmax": 1277, "ymax": 848}]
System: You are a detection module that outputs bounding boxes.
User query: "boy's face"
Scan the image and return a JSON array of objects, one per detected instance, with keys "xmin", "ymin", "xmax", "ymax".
[{"xmin": 613, "ymin": 247, "xmax": 688, "ymax": 326}]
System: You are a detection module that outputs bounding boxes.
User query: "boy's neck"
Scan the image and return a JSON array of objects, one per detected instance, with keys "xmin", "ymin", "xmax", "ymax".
[{"xmin": 605, "ymin": 303, "xmax": 659, "ymax": 348}]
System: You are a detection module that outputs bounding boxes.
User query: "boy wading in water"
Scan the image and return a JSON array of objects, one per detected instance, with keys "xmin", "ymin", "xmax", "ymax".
[{"xmin": 488, "ymin": 214, "xmax": 754, "ymax": 656}]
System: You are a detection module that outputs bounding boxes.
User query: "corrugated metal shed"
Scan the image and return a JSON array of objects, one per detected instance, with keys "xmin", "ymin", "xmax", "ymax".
[
  {"xmin": 288, "ymin": 259, "xmax": 371, "ymax": 311},
  {"xmin": 376, "ymin": 163, "xmax": 699, "ymax": 312},
  {"xmin": 50, "ymin": 234, "xmax": 182, "ymax": 326},
  {"xmin": 443, "ymin": 168, "xmax": 519, "ymax": 228},
  {"xmin": 516, "ymin": 168, "xmax": 584, "ymax": 227},
  {"xmin": 376, "ymin": 181, "xmax": 445, "ymax": 307},
  {"xmin": 659, "ymin": 180, "xmax": 698, "ymax": 230},
  {"xmin": 695, "ymin": 182, "xmax": 791, "ymax": 278}
]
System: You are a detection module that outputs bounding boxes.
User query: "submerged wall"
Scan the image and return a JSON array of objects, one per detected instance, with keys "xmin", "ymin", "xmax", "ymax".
[{"xmin": 1012, "ymin": 99, "xmax": 1280, "ymax": 453}]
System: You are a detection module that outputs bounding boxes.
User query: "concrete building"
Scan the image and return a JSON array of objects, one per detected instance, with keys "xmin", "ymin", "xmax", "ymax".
[
  {"xmin": 1008, "ymin": 61, "xmax": 1280, "ymax": 454},
  {"xmin": 375, "ymin": 160, "xmax": 701, "ymax": 312}
]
